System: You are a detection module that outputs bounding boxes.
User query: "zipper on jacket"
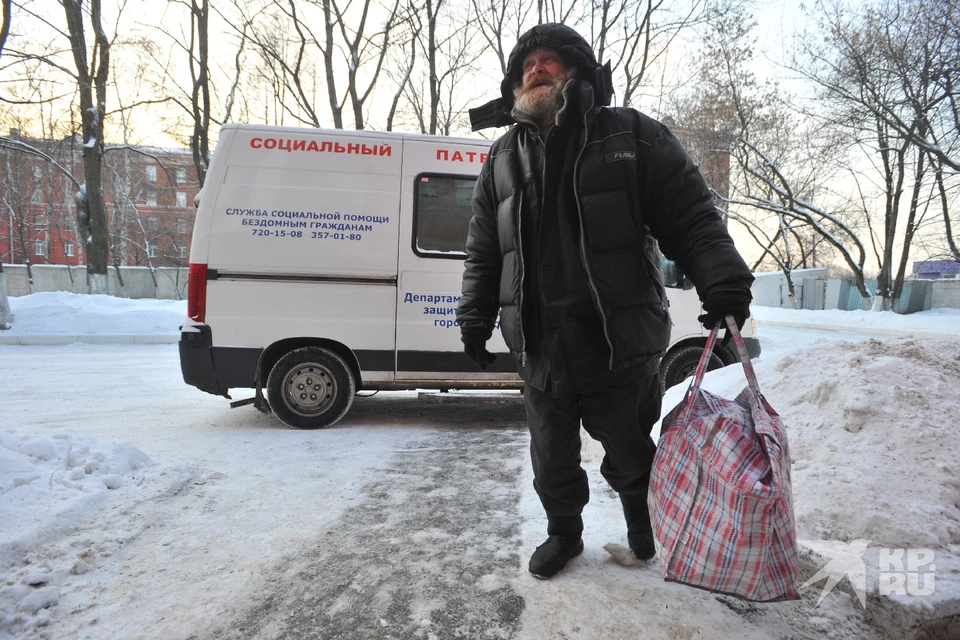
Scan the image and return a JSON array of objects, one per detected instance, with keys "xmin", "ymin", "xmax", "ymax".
[
  {"xmin": 510, "ymin": 118, "xmax": 543, "ymax": 370},
  {"xmin": 515, "ymin": 127, "xmax": 546, "ymax": 369},
  {"xmin": 534, "ymin": 134, "xmax": 549, "ymax": 372},
  {"xmin": 573, "ymin": 111, "xmax": 616, "ymax": 369},
  {"xmin": 517, "ymin": 190, "xmax": 527, "ymax": 367}
]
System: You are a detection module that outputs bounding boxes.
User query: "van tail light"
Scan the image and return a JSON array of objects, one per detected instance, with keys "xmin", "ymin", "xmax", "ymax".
[{"xmin": 187, "ymin": 263, "xmax": 208, "ymax": 322}]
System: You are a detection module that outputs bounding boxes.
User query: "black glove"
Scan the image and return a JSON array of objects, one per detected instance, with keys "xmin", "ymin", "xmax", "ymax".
[
  {"xmin": 462, "ymin": 329, "xmax": 497, "ymax": 369},
  {"xmin": 698, "ymin": 287, "xmax": 751, "ymax": 346}
]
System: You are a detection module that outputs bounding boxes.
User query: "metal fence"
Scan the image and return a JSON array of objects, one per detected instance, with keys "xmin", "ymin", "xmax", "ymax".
[
  {"xmin": 840, "ymin": 278, "xmax": 930, "ymax": 314},
  {"xmin": 753, "ymin": 270, "xmax": 947, "ymax": 313}
]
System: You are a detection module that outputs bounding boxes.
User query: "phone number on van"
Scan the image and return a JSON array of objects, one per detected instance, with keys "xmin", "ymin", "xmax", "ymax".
[
  {"xmin": 249, "ymin": 229, "xmax": 363, "ymax": 241},
  {"xmin": 312, "ymin": 232, "xmax": 362, "ymax": 241},
  {"xmin": 251, "ymin": 229, "xmax": 303, "ymax": 238}
]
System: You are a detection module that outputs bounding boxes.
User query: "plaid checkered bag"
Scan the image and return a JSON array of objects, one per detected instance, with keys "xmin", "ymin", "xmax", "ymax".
[{"xmin": 649, "ymin": 315, "xmax": 799, "ymax": 601}]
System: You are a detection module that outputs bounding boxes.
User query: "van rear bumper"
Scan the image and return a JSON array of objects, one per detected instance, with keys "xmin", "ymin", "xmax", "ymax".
[{"xmin": 179, "ymin": 326, "xmax": 261, "ymax": 397}]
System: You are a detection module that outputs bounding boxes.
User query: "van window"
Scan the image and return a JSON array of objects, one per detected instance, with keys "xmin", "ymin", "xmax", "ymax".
[
  {"xmin": 414, "ymin": 174, "xmax": 476, "ymax": 258},
  {"xmin": 653, "ymin": 242, "xmax": 688, "ymax": 289}
]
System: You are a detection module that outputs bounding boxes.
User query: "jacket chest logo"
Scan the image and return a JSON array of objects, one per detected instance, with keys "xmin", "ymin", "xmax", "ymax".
[{"xmin": 605, "ymin": 151, "xmax": 636, "ymax": 163}]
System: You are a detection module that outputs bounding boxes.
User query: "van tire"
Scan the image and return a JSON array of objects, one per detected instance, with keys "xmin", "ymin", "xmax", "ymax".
[
  {"xmin": 660, "ymin": 345, "xmax": 724, "ymax": 394},
  {"xmin": 266, "ymin": 347, "xmax": 355, "ymax": 429}
]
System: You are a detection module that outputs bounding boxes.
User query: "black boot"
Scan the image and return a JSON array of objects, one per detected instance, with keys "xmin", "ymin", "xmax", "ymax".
[
  {"xmin": 621, "ymin": 491, "xmax": 656, "ymax": 561},
  {"xmin": 529, "ymin": 535, "xmax": 584, "ymax": 579},
  {"xmin": 529, "ymin": 515, "xmax": 584, "ymax": 579},
  {"xmin": 627, "ymin": 531, "xmax": 656, "ymax": 561}
]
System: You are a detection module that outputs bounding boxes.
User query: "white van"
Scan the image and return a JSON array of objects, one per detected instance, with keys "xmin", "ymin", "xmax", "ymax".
[{"xmin": 180, "ymin": 124, "xmax": 760, "ymax": 429}]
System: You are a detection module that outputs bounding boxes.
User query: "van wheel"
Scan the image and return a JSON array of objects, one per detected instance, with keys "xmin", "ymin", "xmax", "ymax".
[
  {"xmin": 660, "ymin": 345, "xmax": 724, "ymax": 394},
  {"xmin": 266, "ymin": 347, "xmax": 355, "ymax": 429}
]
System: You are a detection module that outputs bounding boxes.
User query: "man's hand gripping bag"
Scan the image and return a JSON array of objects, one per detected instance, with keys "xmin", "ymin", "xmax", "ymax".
[{"xmin": 649, "ymin": 315, "xmax": 800, "ymax": 601}]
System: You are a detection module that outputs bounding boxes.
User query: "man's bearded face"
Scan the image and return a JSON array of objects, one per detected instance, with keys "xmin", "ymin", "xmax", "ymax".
[{"xmin": 513, "ymin": 48, "xmax": 575, "ymax": 121}]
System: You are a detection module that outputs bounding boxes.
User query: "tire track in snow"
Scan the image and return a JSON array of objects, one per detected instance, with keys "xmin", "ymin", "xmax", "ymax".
[{"xmin": 215, "ymin": 423, "xmax": 529, "ymax": 640}]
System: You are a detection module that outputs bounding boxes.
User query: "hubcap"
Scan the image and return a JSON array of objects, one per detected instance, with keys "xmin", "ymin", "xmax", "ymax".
[
  {"xmin": 282, "ymin": 362, "xmax": 337, "ymax": 417},
  {"xmin": 678, "ymin": 362, "xmax": 698, "ymax": 382}
]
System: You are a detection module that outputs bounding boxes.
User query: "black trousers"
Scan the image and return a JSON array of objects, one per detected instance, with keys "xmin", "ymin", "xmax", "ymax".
[{"xmin": 523, "ymin": 367, "xmax": 661, "ymax": 539}]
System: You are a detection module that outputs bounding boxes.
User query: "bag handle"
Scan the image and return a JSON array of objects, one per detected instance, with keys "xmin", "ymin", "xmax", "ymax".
[{"xmin": 683, "ymin": 314, "xmax": 761, "ymax": 403}]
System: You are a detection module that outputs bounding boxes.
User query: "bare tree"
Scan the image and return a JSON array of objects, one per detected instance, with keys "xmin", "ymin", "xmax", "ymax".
[
  {"xmin": 822, "ymin": 0, "xmax": 960, "ymax": 175},
  {"xmin": 236, "ymin": 0, "xmax": 401, "ymax": 130},
  {"xmin": 329, "ymin": 0, "xmax": 402, "ymax": 129},
  {"xmin": 616, "ymin": 0, "xmax": 711, "ymax": 109},
  {"xmin": 170, "ymin": 0, "xmax": 213, "ymax": 187},
  {"xmin": 794, "ymin": 0, "xmax": 955, "ymax": 310},
  {"xmin": 0, "ymin": 136, "xmax": 85, "ymax": 285},
  {"xmin": 470, "ymin": 0, "xmax": 533, "ymax": 75},
  {"xmin": 536, "ymin": 0, "xmax": 577, "ymax": 24},
  {"xmin": 0, "ymin": 0, "xmax": 18, "ymax": 326},
  {"xmin": 675, "ymin": 5, "xmax": 872, "ymax": 305},
  {"xmin": 384, "ymin": 0, "xmax": 420, "ymax": 131},
  {"xmin": 239, "ymin": 1, "xmax": 324, "ymax": 127},
  {"xmin": 0, "ymin": 0, "xmax": 11, "ymax": 58},
  {"xmin": 0, "ymin": 2, "xmax": 116, "ymax": 293},
  {"xmin": 61, "ymin": 0, "xmax": 117, "ymax": 294},
  {"xmin": 404, "ymin": 0, "xmax": 478, "ymax": 134},
  {"xmin": 139, "ymin": 1, "xmax": 215, "ymax": 188},
  {"xmin": 1, "ymin": 146, "xmax": 36, "ymax": 290},
  {"xmin": 930, "ymin": 157, "xmax": 960, "ymax": 262}
]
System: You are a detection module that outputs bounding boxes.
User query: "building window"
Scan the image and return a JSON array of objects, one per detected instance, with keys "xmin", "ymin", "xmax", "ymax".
[
  {"xmin": 413, "ymin": 174, "xmax": 476, "ymax": 258},
  {"xmin": 145, "ymin": 165, "xmax": 157, "ymax": 182},
  {"xmin": 176, "ymin": 218, "xmax": 187, "ymax": 234},
  {"xmin": 148, "ymin": 245, "xmax": 158, "ymax": 258},
  {"xmin": 176, "ymin": 192, "xmax": 187, "ymax": 208},
  {"xmin": 179, "ymin": 245, "xmax": 187, "ymax": 258},
  {"xmin": 145, "ymin": 190, "xmax": 157, "ymax": 206},
  {"xmin": 65, "ymin": 241, "xmax": 74, "ymax": 257},
  {"xmin": 35, "ymin": 241, "xmax": 46, "ymax": 257},
  {"xmin": 34, "ymin": 213, "xmax": 47, "ymax": 226},
  {"xmin": 176, "ymin": 167, "xmax": 187, "ymax": 184},
  {"xmin": 145, "ymin": 216, "xmax": 158, "ymax": 232},
  {"xmin": 31, "ymin": 188, "xmax": 44, "ymax": 204}
]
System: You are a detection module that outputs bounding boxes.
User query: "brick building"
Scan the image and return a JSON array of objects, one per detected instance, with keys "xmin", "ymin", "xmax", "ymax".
[{"xmin": 0, "ymin": 131, "xmax": 200, "ymax": 269}]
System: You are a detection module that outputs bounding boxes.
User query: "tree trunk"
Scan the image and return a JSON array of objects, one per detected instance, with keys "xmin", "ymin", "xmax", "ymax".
[
  {"xmin": 190, "ymin": 0, "xmax": 211, "ymax": 187},
  {"xmin": 322, "ymin": 0, "xmax": 343, "ymax": 129},
  {"xmin": 783, "ymin": 270, "xmax": 801, "ymax": 310},
  {"xmin": 63, "ymin": 0, "xmax": 111, "ymax": 295},
  {"xmin": 0, "ymin": 268, "xmax": 11, "ymax": 329}
]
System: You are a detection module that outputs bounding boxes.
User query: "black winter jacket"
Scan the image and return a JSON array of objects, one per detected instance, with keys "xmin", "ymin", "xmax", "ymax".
[{"xmin": 457, "ymin": 80, "xmax": 754, "ymax": 371}]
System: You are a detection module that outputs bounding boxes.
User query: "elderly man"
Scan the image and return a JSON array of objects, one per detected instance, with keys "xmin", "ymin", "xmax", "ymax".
[{"xmin": 458, "ymin": 23, "xmax": 754, "ymax": 579}]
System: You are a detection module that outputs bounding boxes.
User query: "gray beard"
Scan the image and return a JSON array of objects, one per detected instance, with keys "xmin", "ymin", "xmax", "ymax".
[{"xmin": 512, "ymin": 70, "xmax": 576, "ymax": 125}]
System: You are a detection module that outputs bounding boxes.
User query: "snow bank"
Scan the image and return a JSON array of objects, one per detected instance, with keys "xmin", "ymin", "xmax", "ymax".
[
  {"xmin": 0, "ymin": 432, "xmax": 153, "ymax": 634},
  {"xmin": 752, "ymin": 306, "xmax": 960, "ymax": 337},
  {"xmin": 764, "ymin": 337, "xmax": 960, "ymax": 549},
  {"xmin": 5, "ymin": 292, "xmax": 185, "ymax": 336}
]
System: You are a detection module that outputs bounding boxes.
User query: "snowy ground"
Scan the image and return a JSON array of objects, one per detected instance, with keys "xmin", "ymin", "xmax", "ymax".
[{"xmin": 2, "ymin": 293, "xmax": 959, "ymax": 639}]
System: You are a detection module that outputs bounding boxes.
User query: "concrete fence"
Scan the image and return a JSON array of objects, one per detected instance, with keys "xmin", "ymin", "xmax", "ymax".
[
  {"xmin": 1, "ymin": 264, "xmax": 188, "ymax": 300},
  {"xmin": 751, "ymin": 268, "xmax": 960, "ymax": 312},
  {"xmin": 4, "ymin": 263, "xmax": 960, "ymax": 311},
  {"xmin": 931, "ymin": 279, "xmax": 960, "ymax": 309}
]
